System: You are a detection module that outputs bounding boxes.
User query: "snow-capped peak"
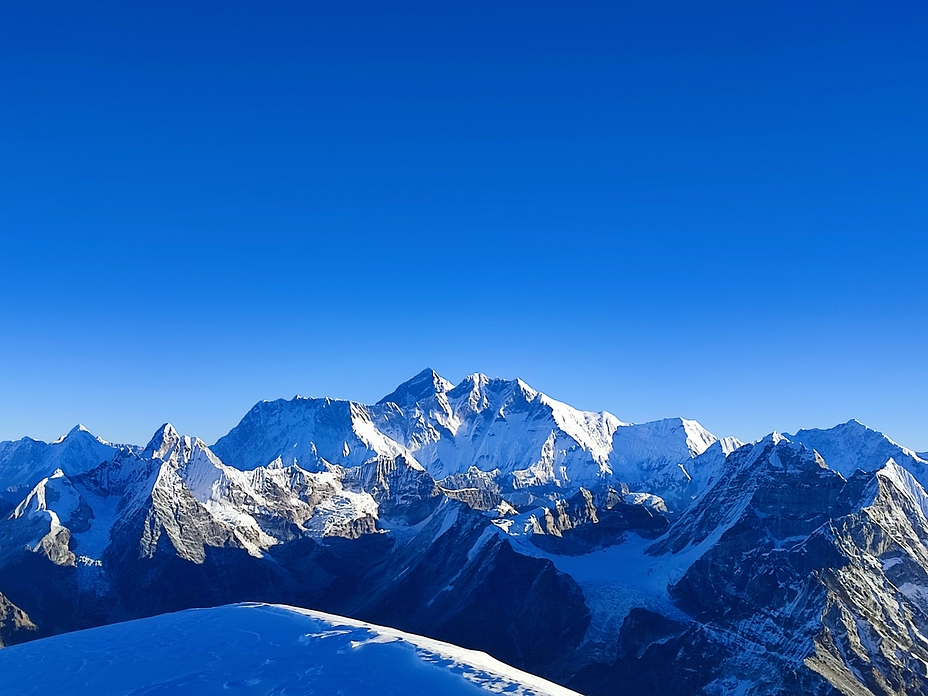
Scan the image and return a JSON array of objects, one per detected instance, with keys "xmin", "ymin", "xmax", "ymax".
[
  {"xmin": 874, "ymin": 457, "xmax": 928, "ymax": 520},
  {"xmin": 786, "ymin": 419, "xmax": 928, "ymax": 486},
  {"xmin": 766, "ymin": 431, "xmax": 790, "ymax": 446},
  {"xmin": 610, "ymin": 417, "xmax": 719, "ymax": 467},
  {"xmin": 49, "ymin": 424, "xmax": 98, "ymax": 445},
  {"xmin": 142, "ymin": 423, "xmax": 182, "ymax": 460},
  {"xmin": 377, "ymin": 368, "xmax": 454, "ymax": 407},
  {"xmin": 678, "ymin": 418, "xmax": 718, "ymax": 457},
  {"xmin": 717, "ymin": 436, "xmax": 745, "ymax": 455}
]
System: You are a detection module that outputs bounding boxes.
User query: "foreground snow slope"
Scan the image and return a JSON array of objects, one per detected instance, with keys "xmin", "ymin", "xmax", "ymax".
[{"xmin": 0, "ymin": 602, "xmax": 578, "ymax": 696}]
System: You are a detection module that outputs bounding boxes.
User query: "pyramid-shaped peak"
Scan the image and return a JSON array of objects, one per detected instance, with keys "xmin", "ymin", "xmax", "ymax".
[
  {"xmin": 51, "ymin": 423, "xmax": 105, "ymax": 446},
  {"xmin": 377, "ymin": 368, "xmax": 454, "ymax": 407},
  {"xmin": 143, "ymin": 423, "xmax": 181, "ymax": 459}
]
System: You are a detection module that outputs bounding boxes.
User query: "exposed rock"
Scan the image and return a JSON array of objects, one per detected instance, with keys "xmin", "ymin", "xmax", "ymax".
[{"xmin": 0, "ymin": 592, "xmax": 36, "ymax": 647}]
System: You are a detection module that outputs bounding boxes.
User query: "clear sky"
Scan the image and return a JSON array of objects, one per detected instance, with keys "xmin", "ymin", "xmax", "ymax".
[{"xmin": 1, "ymin": 1, "xmax": 926, "ymax": 450}]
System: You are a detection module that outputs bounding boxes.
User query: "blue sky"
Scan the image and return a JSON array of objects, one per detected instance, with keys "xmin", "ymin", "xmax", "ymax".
[{"xmin": 1, "ymin": 1, "xmax": 926, "ymax": 449}]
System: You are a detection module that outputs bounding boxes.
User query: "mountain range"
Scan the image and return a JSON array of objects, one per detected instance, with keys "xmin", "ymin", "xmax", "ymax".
[{"xmin": 1, "ymin": 368, "xmax": 927, "ymax": 695}]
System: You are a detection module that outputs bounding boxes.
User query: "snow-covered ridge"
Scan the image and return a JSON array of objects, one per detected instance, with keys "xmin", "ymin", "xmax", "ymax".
[{"xmin": 0, "ymin": 602, "xmax": 579, "ymax": 696}]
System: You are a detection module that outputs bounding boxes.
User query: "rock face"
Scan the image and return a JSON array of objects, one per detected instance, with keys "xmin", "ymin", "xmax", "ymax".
[
  {"xmin": 1, "ymin": 370, "xmax": 928, "ymax": 696},
  {"xmin": 0, "ymin": 592, "xmax": 35, "ymax": 647}
]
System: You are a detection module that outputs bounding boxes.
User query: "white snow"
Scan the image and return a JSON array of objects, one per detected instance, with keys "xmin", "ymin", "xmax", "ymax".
[{"xmin": 0, "ymin": 603, "xmax": 579, "ymax": 696}]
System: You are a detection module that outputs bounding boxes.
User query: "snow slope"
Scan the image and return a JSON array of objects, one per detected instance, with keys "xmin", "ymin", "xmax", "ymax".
[{"xmin": 0, "ymin": 602, "xmax": 579, "ymax": 696}]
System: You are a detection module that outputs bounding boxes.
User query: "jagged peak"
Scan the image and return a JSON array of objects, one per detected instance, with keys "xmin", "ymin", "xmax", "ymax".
[
  {"xmin": 724, "ymin": 432, "xmax": 822, "ymax": 479},
  {"xmin": 874, "ymin": 457, "xmax": 928, "ymax": 516},
  {"xmin": 836, "ymin": 420, "xmax": 920, "ymax": 455},
  {"xmin": 49, "ymin": 424, "xmax": 91, "ymax": 444},
  {"xmin": 726, "ymin": 432, "xmax": 801, "ymax": 465},
  {"xmin": 290, "ymin": 395, "xmax": 346, "ymax": 405},
  {"xmin": 450, "ymin": 372, "xmax": 488, "ymax": 395},
  {"xmin": 880, "ymin": 456, "xmax": 901, "ymax": 471},
  {"xmin": 449, "ymin": 373, "xmax": 539, "ymax": 399},
  {"xmin": 697, "ymin": 435, "xmax": 744, "ymax": 459},
  {"xmin": 623, "ymin": 415, "xmax": 705, "ymax": 430}
]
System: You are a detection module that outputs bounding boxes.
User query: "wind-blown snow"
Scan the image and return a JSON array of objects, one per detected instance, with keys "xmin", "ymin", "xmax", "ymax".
[{"xmin": 0, "ymin": 603, "xmax": 579, "ymax": 696}]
